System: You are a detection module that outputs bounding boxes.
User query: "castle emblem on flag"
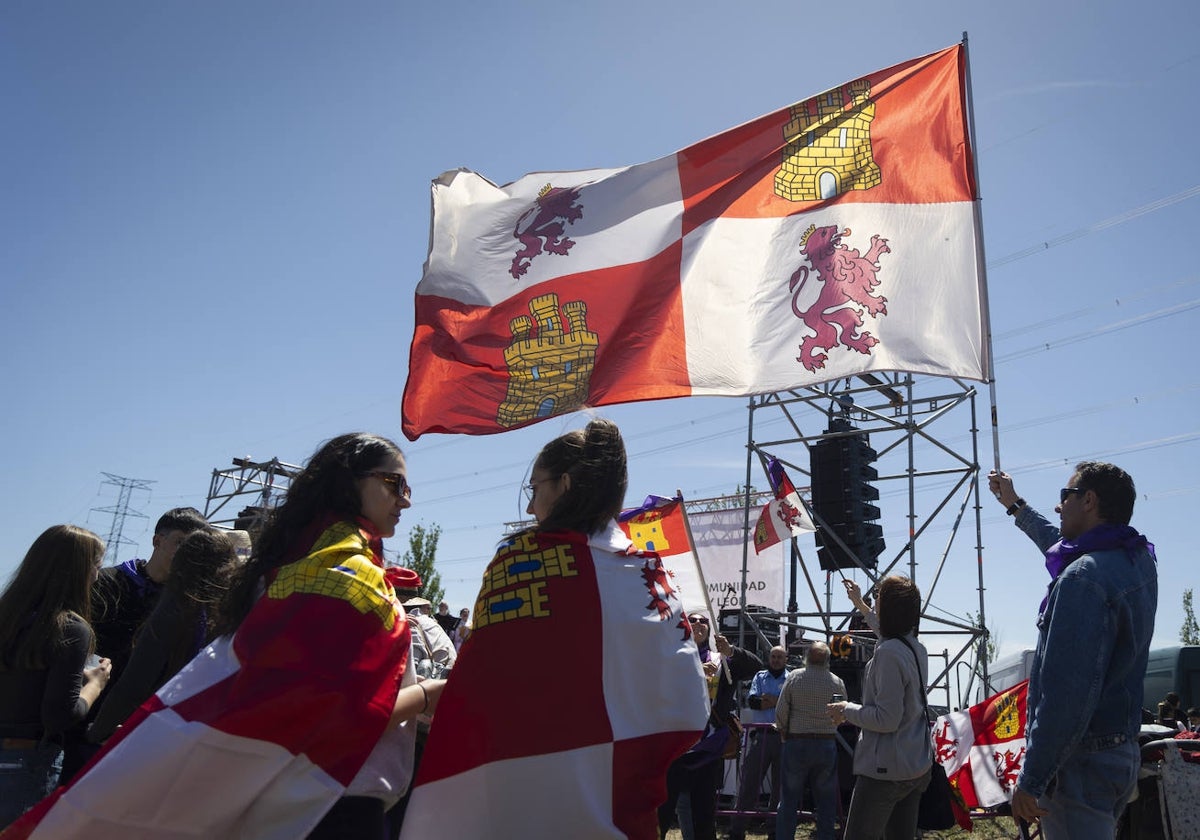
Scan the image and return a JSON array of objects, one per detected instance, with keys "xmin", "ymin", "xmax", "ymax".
[
  {"xmin": 510, "ymin": 183, "xmax": 584, "ymax": 278},
  {"xmin": 789, "ymin": 223, "xmax": 890, "ymax": 372},
  {"xmin": 497, "ymin": 293, "xmax": 598, "ymax": 427},
  {"xmin": 626, "ymin": 511, "xmax": 672, "ymax": 553},
  {"xmin": 774, "ymin": 78, "xmax": 881, "ymax": 202}
]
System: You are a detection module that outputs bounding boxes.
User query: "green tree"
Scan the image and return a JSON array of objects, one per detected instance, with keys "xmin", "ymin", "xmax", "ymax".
[
  {"xmin": 401, "ymin": 522, "xmax": 444, "ymax": 606},
  {"xmin": 1182, "ymin": 588, "xmax": 1200, "ymax": 645},
  {"xmin": 967, "ymin": 610, "xmax": 999, "ymax": 663}
]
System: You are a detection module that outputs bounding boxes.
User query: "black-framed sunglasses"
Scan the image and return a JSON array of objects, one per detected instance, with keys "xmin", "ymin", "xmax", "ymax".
[
  {"xmin": 368, "ymin": 471, "xmax": 411, "ymax": 499},
  {"xmin": 1059, "ymin": 486, "xmax": 1085, "ymax": 503},
  {"xmin": 689, "ymin": 615, "xmax": 710, "ymax": 626}
]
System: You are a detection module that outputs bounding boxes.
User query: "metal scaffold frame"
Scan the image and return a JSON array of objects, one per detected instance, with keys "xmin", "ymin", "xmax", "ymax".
[
  {"xmin": 737, "ymin": 373, "xmax": 991, "ymax": 711},
  {"xmin": 203, "ymin": 456, "xmax": 301, "ymax": 529}
]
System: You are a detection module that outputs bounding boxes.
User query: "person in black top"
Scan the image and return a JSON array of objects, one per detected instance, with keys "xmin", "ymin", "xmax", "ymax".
[
  {"xmin": 60, "ymin": 507, "xmax": 207, "ymax": 781},
  {"xmin": 0, "ymin": 525, "xmax": 112, "ymax": 828},
  {"xmin": 87, "ymin": 528, "xmax": 238, "ymax": 744},
  {"xmin": 433, "ymin": 601, "xmax": 459, "ymax": 636}
]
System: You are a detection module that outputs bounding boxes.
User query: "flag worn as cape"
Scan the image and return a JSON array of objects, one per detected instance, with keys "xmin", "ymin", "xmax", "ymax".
[
  {"xmin": 403, "ymin": 43, "xmax": 985, "ymax": 439},
  {"xmin": 753, "ymin": 458, "xmax": 816, "ymax": 553},
  {"xmin": 5, "ymin": 517, "xmax": 411, "ymax": 840},
  {"xmin": 932, "ymin": 679, "xmax": 1030, "ymax": 828},
  {"xmin": 399, "ymin": 523, "xmax": 708, "ymax": 840}
]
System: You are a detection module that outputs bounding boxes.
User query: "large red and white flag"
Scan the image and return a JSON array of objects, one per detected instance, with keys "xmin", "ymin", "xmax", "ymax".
[
  {"xmin": 403, "ymin": 44, "xmax": 985, "ymax": 439},
  {"xmin": 933, "ymin": 679, "xmax": 1029, "ymax": 820},
  {"xmin": 4, "ymin": 519, "xmax": 410, "ymax": 840},
  {"xmin": 399, "ymin": 525, "xmax": 708, "ymax": 839}
]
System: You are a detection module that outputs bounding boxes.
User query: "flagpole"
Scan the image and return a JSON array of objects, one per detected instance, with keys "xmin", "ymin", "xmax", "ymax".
[
  {"xmin": 964, "ymin": 31, "xmax": 996, "ymax": 698},
  {"xmin": 677, "ymin": 490, "xmax": 732, "ymax": 684},
  {"xmin": 962, "ymin": 31, "xmax": 1002, "ymax": 476}
]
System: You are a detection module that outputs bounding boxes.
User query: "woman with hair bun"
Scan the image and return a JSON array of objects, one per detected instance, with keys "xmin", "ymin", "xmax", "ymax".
[{"xmin": 400, "ymin": 419, "xmax": 708, "ymax": 840}]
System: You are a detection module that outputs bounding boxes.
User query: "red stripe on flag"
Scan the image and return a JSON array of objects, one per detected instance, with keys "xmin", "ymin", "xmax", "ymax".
[
  {"xmin": 414, "ymin": 532, "xmax": 613, "ymax": 784},
  {"xmin": 611, "ymin": 730, "xmax": 704, "ymax": 840},
  {"xmin": 168, "ymin": 591, "xmax": 406, "ymax": 785},
  {"xmin": 677, "ymin": 45, "xmax": 973, "ymax": 236},
  {"xmin": 403, "ymin": 243, "xmax": 686, "ymax": 439}
]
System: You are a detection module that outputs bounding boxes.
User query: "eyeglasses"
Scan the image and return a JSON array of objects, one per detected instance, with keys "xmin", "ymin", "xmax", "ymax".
[
  {"xmin": 689, "ymin": 615, "xmax": 709, "ymax": 626},
  {"xmin": 523, "ymin": 476, "xmax": 557, "ymax": 501},
  {"xmin": 1059, "ymin": 486, "xmax": 1085, "ymax": 503},
  {"xmin": 368, "ymin": 471, "xmax": 411, "ymax": 499}
]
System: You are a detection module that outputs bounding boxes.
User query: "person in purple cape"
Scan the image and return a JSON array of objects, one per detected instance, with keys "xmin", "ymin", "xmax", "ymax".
[{"xmin": 989, "ymin": 463, "xmax": 1157, "ymax": 839}]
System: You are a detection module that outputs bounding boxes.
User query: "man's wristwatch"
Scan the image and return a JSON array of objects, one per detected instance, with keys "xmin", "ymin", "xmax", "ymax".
[{"xmin": 1006, "ymin": 498, "xmax": 1025, "ymax": 516}]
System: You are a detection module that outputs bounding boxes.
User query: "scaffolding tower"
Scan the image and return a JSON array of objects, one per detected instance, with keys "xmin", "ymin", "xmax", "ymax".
[
  {"xmin": 203, "ymin": 456, "xmax": 301, "ymax": 531},
  {"xmin": 736, "ymin": 374, "xmax": 991, "ymax": 711}
]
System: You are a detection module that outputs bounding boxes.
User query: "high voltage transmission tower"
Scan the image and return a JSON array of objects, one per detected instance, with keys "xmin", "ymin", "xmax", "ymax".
[{"xmin": 92, "ymin": 473, "xmax": 154, "ymax": 565}]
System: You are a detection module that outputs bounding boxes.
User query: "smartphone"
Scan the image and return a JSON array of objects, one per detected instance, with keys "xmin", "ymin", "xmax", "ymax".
[{"xmin": 831, "ymin": 693, "xmax": 845, "ymax": 703}]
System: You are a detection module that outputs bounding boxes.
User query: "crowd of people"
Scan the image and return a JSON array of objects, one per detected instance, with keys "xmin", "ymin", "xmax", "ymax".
[{"xmin": 0, "ymin": 434, "xmax": 1163, "ymax": 840}]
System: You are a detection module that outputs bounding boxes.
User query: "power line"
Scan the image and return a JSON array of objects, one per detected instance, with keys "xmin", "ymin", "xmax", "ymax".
[
  {"xmin": 996, "ymin": 299, "xmax": 1200, "ymax": 363},
  {"xmin": 988, "ymin": 184, "xmax": 1200, "ymax": 269}
]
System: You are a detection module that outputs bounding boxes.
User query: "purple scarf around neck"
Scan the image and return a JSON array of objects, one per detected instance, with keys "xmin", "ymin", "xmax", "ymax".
[{"xmin": 1040, "ymin": 523, "xmax": 1155, "ymax": 614}]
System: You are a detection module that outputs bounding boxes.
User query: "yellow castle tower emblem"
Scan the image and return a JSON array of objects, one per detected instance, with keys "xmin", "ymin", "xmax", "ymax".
[
  {"xmin": 774, "ymin": 78, "xmax": 882, "ymax": 202},
  {"xmin": 626, "ymin": 513, "xmax": 671, "ymax": 553},
  {"xmin": 497, "ymin": 293, "xmax": 598, "ymax": 427}
]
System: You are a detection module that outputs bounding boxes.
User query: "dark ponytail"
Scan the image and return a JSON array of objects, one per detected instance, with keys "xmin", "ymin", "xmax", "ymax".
[{"xmin": 535, "ymin": 419, "xmax": 628, "ymax": 535}]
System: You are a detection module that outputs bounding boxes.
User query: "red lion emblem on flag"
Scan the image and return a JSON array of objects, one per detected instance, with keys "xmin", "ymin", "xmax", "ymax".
[
  {"xmin": 509, "ymin": 183, "xmax": 583, "ymax": 279},
  {"xmin": 776, "ymin": 499, "xmax": 804, "ymax": 532},
  {"xmin": 640, "ymin": 558, "xmax": 678, "ymax": 621},
  {"xmin": 789, "ymin": 223, "xmax": 890, "ymax": 371},
  {"xmin": 993, "ymin": 746, "xmax": 1025, "ymax": 793}
]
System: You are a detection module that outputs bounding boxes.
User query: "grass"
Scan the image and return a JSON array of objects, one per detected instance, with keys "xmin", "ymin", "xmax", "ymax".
[{"xmin": 662, "ymin": 815, "xmax": 1023, "ymax": 839}]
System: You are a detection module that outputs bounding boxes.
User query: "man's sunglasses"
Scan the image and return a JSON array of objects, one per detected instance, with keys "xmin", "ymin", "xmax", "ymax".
[
  {"xmin": 1059, "ymin": 486, "xmax": 1085, "ymax": 503},
  {"xmin": 689, "ymin": 615, "xmax": 710, "ymax": 626}
]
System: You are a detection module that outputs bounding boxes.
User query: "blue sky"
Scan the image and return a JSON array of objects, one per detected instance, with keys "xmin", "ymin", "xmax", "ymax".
[{"xmin": 3, "ymin": 2, "xmax": 1198, "ymax": 697}]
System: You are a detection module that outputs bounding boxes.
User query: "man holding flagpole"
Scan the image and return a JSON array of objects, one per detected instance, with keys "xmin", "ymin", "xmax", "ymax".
[{"xmin": 990, "ymin": 465, "xmax": 1157, "ymax": 838}]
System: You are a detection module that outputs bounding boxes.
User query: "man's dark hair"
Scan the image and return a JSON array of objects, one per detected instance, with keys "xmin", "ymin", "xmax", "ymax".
[
  {"xmin": 155, "ymin": 507, "xmax": 208, "ymax": 536},
  {"xmin": 877, "ymin": 575, "xmax": 921, "ymax": 639},
  {"xmin": 1074, "ymin": 461, "xmax": 1136, "ymax": 525}
]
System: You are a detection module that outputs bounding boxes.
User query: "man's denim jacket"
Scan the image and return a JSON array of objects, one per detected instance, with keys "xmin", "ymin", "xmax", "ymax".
[{"xmin": 1012, "ymin": 506, "xmax": 1158, "ymax": 797}]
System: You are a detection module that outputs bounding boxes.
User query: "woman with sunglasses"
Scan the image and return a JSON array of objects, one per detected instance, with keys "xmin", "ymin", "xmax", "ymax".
[
  {"xmin": 400, "ymin": 418, "xmax": 708, "ymax": 840},
  {"xmin": 0, "ymin": 526, "xmax": 112, "ymax": 829},
  {"xmin": 8, "ymin": 433, "xmax": 443, "ymax": 840}
]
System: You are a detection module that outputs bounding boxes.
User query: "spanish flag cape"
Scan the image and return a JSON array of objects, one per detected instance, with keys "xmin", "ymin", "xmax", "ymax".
[
  {"xmin": 400, "ymin": 523, "xmax": 708, "ymax": 840},
  {"xmin": 4, "ymin": 514, "xmax": 411, "ymax": 840}
]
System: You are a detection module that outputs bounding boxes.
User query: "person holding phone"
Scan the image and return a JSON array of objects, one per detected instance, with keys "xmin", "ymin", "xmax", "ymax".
[
  {"xmin": 0, "ymin": 526, "xmax": 112, "ymax": 828},
  {"xmin": 828, "ymin": 575, "xmax": 931, "ymax": 840}
]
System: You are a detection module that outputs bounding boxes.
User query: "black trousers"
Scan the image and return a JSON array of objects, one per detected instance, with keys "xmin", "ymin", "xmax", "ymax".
[
  {"xmin": 307, "ymin": 796, "xmax": 386, "ymax": 840},
  {"xmin": 658, "ymin": 755, "xmax": 724, "ymax": 840}
]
